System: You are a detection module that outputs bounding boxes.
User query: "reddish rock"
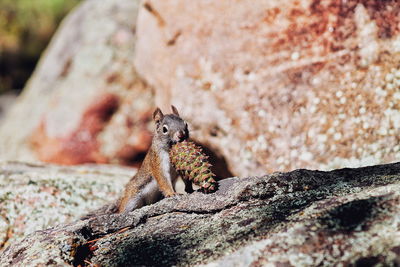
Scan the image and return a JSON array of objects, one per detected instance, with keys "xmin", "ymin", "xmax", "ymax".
[
  {"xmin": 2, "ymin": 0, "xmax": 400, "ymax": 176},
  {"xmin": 135, "ymin": 0, "xmax": 400, "ymax": 176},
  {"xmin": 30, "ymin": 94, "xmax": 117, "ymax": 165},
  {"xmin": 0, "ymin": 0, "xmax": 154, "ymax": 166}
]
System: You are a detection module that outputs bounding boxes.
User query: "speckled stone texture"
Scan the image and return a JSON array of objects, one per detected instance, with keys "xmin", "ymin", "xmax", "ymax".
[
  {"xmin": 1, "ymin": 162, "xmax": 400, "ymax": 266},
  {"xmin": 3, "ymin": 0, "xmax": 400, "ymax": 177},
  {"xmin": 135, "ymin": 0, "xmax": 400, "ymax": 176},
  {"xmin": 0, "ymin": 0, "xmax": 154, "ymax": 166},
  {"xmin": 0, "ymin": 161, "xmax": 131, "ymax": 254}
]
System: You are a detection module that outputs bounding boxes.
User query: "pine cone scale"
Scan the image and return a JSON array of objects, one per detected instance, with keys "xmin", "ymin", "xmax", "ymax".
[{"xmin": 170, "ymin": 141, "xmax": 218, "ymax": 193}]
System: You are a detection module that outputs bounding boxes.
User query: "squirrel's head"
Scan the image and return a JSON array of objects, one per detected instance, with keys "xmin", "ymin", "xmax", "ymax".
[{"xmin": 153, "ymin": 105, "xmax": 189, "ymax": 145}]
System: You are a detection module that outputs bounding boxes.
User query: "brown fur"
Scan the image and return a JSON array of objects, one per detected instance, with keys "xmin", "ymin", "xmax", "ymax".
[{"xmin": 117, "ymin": 106, "xmax": 189, "ymax": 213}]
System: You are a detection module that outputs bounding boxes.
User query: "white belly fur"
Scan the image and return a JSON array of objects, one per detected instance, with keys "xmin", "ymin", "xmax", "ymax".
[
  {"xmin": 141, "ymin": 179, "xmax": 160, "ymax": 204},
  {"xmin": 140, "ymin": 150, "xmax": 176, "ymax": 205},
  {"xmin": 160, "ymin": 150, "xmax": 176, "ymax": 187}
]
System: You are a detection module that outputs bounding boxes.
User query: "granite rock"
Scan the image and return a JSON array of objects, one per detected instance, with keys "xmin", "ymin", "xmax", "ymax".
[
  {"xmin": 0, "ymin": 0, "xmax": 154, "ymax": 166},
  {"xmin": 0, "ymin": 161, "xmax": 131, "ymax": 253},
  {"xmin": 0, "ymin": 92, "xmax": 17, "ymax": 123},
  {"xmin": 1, "ymin": 162, "xmax": 400, "ymax": 266},
  {"xmin": 135, "ymin": 0, "xmax": 400, "ymax": 176},
  {"xmin": 2, "ymin": 0, "xmax": 400, "ymax": 179}
]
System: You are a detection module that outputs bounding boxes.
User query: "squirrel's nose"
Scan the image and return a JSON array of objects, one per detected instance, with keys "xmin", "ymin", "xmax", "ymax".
[{"xmin": 174, "ymin": 131, "xmax": 186, "ymax": 142}]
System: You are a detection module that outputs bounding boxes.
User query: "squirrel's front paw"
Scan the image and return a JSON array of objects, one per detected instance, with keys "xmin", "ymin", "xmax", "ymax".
[{"xmin": 165, "ymin": 192, "xmax": 177, "ymax": 197}]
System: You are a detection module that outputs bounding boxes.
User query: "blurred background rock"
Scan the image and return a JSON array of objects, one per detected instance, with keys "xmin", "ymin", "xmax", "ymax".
[
  {"xmin": 0, "ymin": 0, "xmax": 80, "ymax": 94},
  {"xmin": 1, "ymin": 0, "xmax": 400, "ymax": 178},
  {"xmin": 1, "ymin": 1, "xmax": 400, "ymax": 264}
]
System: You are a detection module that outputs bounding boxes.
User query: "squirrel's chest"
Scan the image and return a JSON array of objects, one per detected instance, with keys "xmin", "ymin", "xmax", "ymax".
[{"xmin": 160, "ymin": 150, "xmax": 175, "ymax": 182}]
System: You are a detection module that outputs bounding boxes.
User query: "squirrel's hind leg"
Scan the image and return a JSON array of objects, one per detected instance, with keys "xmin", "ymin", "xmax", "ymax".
[{"xmin": 123, "ymin": 196, "xmax": 145, "ymax": 213}]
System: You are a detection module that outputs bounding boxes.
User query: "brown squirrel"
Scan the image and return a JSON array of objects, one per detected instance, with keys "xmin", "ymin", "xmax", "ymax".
[{"xmin": 117, "ymin": 105, "xmax": 192, "ymax": 213}]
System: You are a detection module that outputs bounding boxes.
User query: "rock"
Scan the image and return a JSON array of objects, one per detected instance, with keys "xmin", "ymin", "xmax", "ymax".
[
  {"xmin": 1, "ymin": 162, "xmax": 400, "ymax": 266},
  {"xmin": 0, "ymin": 0, "xmax": 154, "ymax": 166},
  {"xmin": 0, "ymin": 92, "xmax": 17, "ymax": 124},
  {"xmin": 2, "ymin": 0, "xmax": 400, "ymax": 177},
  {"xmin": 134, "ymin": 0, "xmax": 400, "ymax": 176},
  {"xmin": 0, "ymin": 161, "xmax": 131, "ymax": 253}
]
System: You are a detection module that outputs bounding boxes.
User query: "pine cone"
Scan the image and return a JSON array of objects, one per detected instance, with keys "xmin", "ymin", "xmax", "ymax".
[{"xmin": 170, "ymin": 141, "xmax": 218, "ymax": 193}]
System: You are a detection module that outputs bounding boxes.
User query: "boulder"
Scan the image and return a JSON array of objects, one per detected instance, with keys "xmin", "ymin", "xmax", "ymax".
[
  {"xmin": 2, "ymin": 0, "xmax": 400, "ymax": 178},
  {"xmin": 0, "ymin": 161, "xmax": 131, "ymax": 253},
  {"xmin": 0, "ymin": 92, "xmax": 17, "ymax": 123},
  {"xmin": 135, "ymin": 0, "xmax": 400, "ymax": 176},
  {"xmin": 1, "ymin": 161, "xmax": 400, "ymax": 266},
  {"xmin": 0, "ymin": 0, "xmax": 154, "ymax": 166}
]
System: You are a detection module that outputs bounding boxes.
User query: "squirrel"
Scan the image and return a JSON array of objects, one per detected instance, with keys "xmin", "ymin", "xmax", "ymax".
[{"xmin": 117, "ymin": 105, "xmax": 192, "ymax": 213}]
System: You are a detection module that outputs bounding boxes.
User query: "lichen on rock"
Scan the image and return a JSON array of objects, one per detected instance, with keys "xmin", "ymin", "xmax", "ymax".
[
  {"xmin": 0, "ymin": 161, "xmax": 131, "ymax": 253},
  {"xmin": 1, "ymin": 162, "xmax": 400, "ymax": 266}
]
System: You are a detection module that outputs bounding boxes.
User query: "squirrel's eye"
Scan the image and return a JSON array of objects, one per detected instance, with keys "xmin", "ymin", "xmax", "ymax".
[{"xmin": 162, "ymin": 125, "xmax": 168, "ymax": 134}]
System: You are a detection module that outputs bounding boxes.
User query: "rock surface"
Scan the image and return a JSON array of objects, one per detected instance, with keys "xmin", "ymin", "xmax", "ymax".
[
  {"xmin": 1, "ymin": 161, "xmax": 400, "ymax": 266},
  {"xmin": 135, "ymin": 0, "xmax": 400, "ymax": 176},
  {"xmin": 0, "ymin": 161, "xmax": 131, "ymax": 253},
  {"xmin": 2, "ymin": 0, "xmax": 400, "ymax": 177},
  {"xmin": 0, "ymin": 92, "xmax": 17, "ymax": 123},
  {"xmin": 0, "ymin": 0, "xmax": 154, "ymax": 166}
]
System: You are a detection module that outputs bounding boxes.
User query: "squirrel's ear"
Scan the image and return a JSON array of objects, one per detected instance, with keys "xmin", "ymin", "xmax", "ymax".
[
  {"xmin": 153, "ymin": 107, "xmax": 164, "ymax": 122},
  {"xmin": 171, "ymin": 105, "xmax": 180, "ymax": 116}
]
